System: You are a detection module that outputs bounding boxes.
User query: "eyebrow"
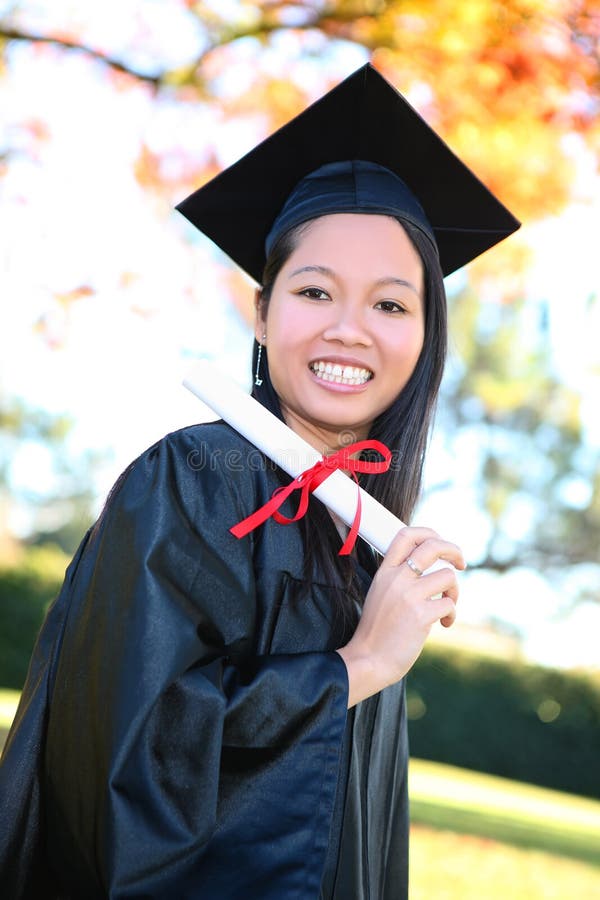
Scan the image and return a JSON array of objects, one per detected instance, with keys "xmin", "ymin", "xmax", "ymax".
[
  {"xmin": 289, "ymin": 265, "xmax": 335, "ymax": 279},
  {"xmin": 373, "ymin": 276, "xmax": 421, "ymax": 297},
  {"xmin": 289, "ymin": 265, "xmax": 421, "ymax": 297}
]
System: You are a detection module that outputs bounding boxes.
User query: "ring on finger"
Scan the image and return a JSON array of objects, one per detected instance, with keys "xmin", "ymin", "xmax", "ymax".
[{"xmin": 406, "ymin": 557, "xmax": 424, "ymax": 577}]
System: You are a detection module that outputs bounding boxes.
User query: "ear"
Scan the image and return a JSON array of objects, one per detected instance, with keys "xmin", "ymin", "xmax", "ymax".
[{"xmin": 254, "ymin": 288, "xmax": 266, "ymax": 343}]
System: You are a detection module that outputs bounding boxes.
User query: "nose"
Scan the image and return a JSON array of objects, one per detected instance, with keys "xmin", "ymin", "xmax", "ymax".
[{"xmin": 321, "ymin": 303, "xmax": 372, "ymax": 347}]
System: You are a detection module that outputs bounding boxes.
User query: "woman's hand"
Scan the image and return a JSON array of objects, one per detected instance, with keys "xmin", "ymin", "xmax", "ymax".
[{"xmin": 336, "ymin": 527, "xmax": 466, "ymax": 708}]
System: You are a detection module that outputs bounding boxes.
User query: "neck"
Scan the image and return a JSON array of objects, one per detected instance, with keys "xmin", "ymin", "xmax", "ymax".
[{"xmin": 281, "ymin": 409, "xmax": 369, "ymax": 456}]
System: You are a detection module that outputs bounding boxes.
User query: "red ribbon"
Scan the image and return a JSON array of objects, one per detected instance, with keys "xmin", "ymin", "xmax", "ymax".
[{"xmin": 230, "ymin": 440, "xmax": 392, "ymax": 556}]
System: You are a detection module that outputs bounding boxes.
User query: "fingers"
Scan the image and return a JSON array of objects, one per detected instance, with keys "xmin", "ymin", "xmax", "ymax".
[
  {"xmin": 428, "ymin": 595, "xmax": 457, "ymax": 628},
  {"xmin": 380, "ymin": 526, "xmax": 438, "ymax": 568},
  {"xmin": 381, "ymin": 526, "xmax": 466, "ymax": 574},
  {"xmin": 402, "ymin": 575, "xmax": 458, "ymax": 628},
  {"xmin": 379, "ymin": 528, "xmax": 462, "ymax": 631},
  {"xmin": 416, "ymin": 566, "xmax": 460, "ymax": 604},
  {"xmin": 346, "ymin": 531, "xmax": 462, "ymax": 700},
  {"xmin": 406, "ymin": 536, "xmax": 465, "ymax": 574}
]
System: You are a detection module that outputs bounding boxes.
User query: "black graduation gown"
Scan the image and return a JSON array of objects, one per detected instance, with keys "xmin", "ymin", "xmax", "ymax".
[{"xmin": 0, "ymin": 422, "xmax": 409, "ymax": 899}]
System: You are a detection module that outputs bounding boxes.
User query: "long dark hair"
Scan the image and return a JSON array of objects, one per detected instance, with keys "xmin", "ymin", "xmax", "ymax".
[{"xmin": 252, "ymin": 216, "xmax": 447, "ymax": 616}]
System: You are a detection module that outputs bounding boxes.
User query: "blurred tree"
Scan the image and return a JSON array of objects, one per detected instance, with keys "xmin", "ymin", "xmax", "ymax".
[
  {"xmin": 0, "ymin": 0, "xmax": 598, "ymax": 597},
  {"xmin": 437, "ymin": 286, "xmax": 600, "ymax": 577},
  {"xmin": 0, "ymin": 399, "xmax": 101, "ymax": 557},
  {"xmin": 1, "ymin": 0, "xmax": 598, "ymax": 222}
]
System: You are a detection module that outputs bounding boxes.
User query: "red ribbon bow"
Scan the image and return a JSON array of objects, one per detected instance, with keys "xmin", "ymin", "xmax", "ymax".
[{"xmin": 230, "ymin": 439, "xmax": 392, "ymax": 556}]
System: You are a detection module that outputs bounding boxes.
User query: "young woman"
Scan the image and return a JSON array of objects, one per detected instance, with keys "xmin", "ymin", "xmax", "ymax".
[{"xmin": 0, "ymin": 64, "xmax": 519, "ymax": 899}]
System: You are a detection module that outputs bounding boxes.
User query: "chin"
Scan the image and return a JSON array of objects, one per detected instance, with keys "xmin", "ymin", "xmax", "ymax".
[{"xmin": 314, "ymin": 416, "xmax": 372, "ymax": 438}]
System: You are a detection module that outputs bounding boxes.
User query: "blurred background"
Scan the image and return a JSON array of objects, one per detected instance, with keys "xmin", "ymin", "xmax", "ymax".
[{"xmin": 1, "ymin": 1, "xmax": 599, "ymax": 895}]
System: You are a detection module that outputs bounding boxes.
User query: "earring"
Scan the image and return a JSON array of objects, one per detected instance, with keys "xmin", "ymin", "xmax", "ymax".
[{"xmin": 254, "ymin": 334, "xmax": 266, "ymax": 386}]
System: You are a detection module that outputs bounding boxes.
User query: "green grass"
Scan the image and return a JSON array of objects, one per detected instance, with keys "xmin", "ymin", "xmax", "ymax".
[
  {"xmin": 409, "ymin": 758, "xmax": 600, "ymax": 867},
  {"xmin": 0, "ymin": 688, "xmax": 20, "ymax": 721},
  {"xmin": 3, "ymin": 690, "xmax": 600, "ymax": 896},
  {"xmin": 410, "ymin": 825, "xmax": 600, "ymax": 899},
  {"xmin": 0, "ymin": 688, "xmax": 20, "ymax": 750}
]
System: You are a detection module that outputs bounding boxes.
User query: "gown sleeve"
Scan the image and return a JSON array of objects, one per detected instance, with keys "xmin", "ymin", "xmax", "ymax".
[{"xmin": 1, "ymin": 425, "xmax": 349, "ymax": 900}]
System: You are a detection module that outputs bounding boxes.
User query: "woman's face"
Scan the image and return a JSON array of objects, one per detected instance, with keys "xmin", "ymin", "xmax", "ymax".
[{"xmin": 256, "ymin": 213, "xmax": 425, "ymax": 451}]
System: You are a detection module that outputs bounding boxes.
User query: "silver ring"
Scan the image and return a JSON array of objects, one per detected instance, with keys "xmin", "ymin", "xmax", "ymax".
[{"xmin": 406, "ymin": 557, "xmax": 424, "ymax": 577}]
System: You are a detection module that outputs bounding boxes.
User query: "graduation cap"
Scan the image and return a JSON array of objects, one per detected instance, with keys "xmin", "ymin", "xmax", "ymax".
[{"xmin": 177, "ymin": 63, "xmax": 520, "ymax": 281}]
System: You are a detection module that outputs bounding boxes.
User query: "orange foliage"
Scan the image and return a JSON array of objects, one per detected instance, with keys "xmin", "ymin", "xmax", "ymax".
[
  {"xmin": 179, "ymin": 0, "xmax": 599, "ymax": 226},
  {"xmin": 220, "ymin": 77, "xmax": 310, "ymax": 130},
  {"xmin": 134, "ymin": 142, "xmax": 221, "ymax": 199},
  {"xmin": 339, "ymin": 0, "xmax": 600, "ymax": 222},
  {"xmin": 22, "ymin": 118, "xmax": 51, "ymax": 143},
  {"xmin": 53, "ymin": 285, "xmax": 95, "ymax": 308},
  {"xmin": 148, "ymin": 0, "xmax": 597, "ymax": 286},
  {"xmin": 223, "ymin": 268, "xmax": 256, "ymax": 326}
]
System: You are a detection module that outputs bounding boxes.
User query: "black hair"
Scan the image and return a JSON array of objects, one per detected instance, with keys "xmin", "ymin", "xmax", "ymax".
[{"xmin": 252, "ymin": 216, "xmax": 447, "ymax": 619}]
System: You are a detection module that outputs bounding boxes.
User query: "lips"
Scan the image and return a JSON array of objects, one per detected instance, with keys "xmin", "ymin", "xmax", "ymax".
[{"xmin": 309, "ymin": 360, "xmax": 373, "ymax": 386}]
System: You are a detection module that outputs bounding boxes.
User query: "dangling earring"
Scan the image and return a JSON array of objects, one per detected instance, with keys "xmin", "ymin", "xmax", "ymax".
[{"xmin": 254, "ymin": 334, "xmax": 266, "ymax": 386}]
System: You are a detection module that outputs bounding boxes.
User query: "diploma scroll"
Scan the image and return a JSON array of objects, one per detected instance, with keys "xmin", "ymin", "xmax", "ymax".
[{"xmin": 184, "ymin": 359, "xmax": 449, "ymax": 572}]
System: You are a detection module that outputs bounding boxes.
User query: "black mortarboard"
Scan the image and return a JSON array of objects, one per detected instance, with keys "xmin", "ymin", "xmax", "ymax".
[{"xmin": 177, "ymin": 63, "xmax": 520, "ymax": 281}]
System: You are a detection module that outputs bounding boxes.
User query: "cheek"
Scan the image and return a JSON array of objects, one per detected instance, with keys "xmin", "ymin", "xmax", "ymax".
[
  {"xmin": 410, "ymin": 324, "xmax": 426, "ymax": 362},
  {"xmin": 268, "ymin": 302, "xmax": 319, "ymax": 355},
  {"xmin": 382, "ymin": 323, "xmax": 425, "ymax": 370}
]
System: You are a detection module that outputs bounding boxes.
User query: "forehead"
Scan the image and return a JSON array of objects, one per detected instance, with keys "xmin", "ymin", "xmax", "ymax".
[{"xmin": 286, "ymin": 213, "xmax": 423, "ymax": 278}]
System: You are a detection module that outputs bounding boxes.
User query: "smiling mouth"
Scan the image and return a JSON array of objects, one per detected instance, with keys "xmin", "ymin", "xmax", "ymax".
[{"xmin": 309, "ymin": 361, "xmax": 373, "ymax": 386}]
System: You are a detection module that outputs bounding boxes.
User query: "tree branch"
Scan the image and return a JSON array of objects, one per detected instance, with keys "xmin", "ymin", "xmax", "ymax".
[
  {"xmin": 0, "ymin": 26, "xmax": 162, "ymax": 87},
  {"xmin": 0, "ymin": 5, "xmax": 366, "ymax": 89},
  {"xmin": 470, "ymin": 547, "xmax": 598, "ymax": 574}
]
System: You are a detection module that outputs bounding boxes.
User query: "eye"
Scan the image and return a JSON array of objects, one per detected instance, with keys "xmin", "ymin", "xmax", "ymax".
[
  {"xmin": 298, "ymin": 287, "xmax": 331, "ymax": 301},
  {"xmin": 375, "ymin": 299, "xmax": 407, "ymax": 314}
]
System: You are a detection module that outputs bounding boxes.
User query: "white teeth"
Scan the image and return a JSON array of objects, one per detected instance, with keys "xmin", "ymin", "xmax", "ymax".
[{"xmin": 310, "ymin": 361, "xmax": 373, "ymax": 386}]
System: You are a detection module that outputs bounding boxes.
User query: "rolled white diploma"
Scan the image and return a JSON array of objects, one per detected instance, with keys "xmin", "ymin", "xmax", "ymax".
[{"xmin": 183, "ymin": 359, "xmax": 449, "ymax": 571}]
